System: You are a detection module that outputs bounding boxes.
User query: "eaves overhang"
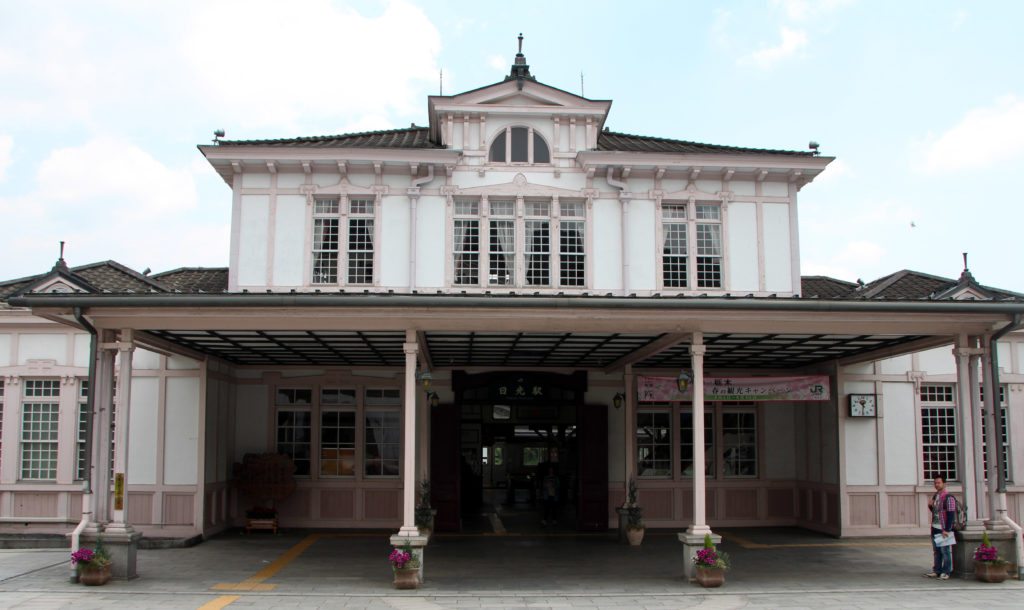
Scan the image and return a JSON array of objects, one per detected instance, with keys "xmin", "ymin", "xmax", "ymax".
[{"xmin": 577, "ymin": 150, "xmax": 834, "ymax": 174}]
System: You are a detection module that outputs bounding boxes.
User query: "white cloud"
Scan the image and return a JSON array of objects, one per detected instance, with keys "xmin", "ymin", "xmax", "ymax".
[
  {"xmin": 181, "ymin": 0, "xmax": 441, "ymax": 129},
  {"xmin": 919, "ymin": 95, "xmax": 1024, "ymax": 173},
  {"xmin": 0, "ymin": 135, "xmax": 12, "ymax": 181},
  {"xmin": 739, "ymin": 27, "xmax": 808, "ymax": 68},
  {"xmin": 952, "ymin": 10, "xmax": 968, "ymax": 29},
  {"xmin": 834, "ymin": 240, "xmax": 885, "ymax": 266},
  {"xmin": 488, "ymin": 54, "xmax": 507, "ymax": 72},
  {"xmin": 771, "ymin": 0, "xmax": 856, "ymax": 21},
  {"xmin": 812, "ymin": 158, "xmax": 852, "ymax": 184}
]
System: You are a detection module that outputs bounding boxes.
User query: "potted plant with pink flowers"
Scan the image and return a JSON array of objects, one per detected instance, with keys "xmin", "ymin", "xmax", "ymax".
[
  {"xmin": 71, "ymin": 540, "xmax": 112, "ymax": 586},
  {"xmin": 973, "ymin": 531, "xmax": 1009, "ymax": 583},
  {"xmin": 692, "ymin": 534, "xmax": 730, "ymax": 587},
  {"xmin": 389, "ymin": 542, "xmax": 420, "ymax": 589}
]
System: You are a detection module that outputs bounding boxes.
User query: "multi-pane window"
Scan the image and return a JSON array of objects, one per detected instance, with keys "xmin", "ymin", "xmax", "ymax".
[
  {"xmin": 365, "ymin": 389, "xmax": 401, "ymax": 477},
  {"xmin": 453, "ymin": 200, "xmax": 481, "ymax": 285},
  {"xmin": 21, "ymin": 380, "xmax": 60, "ymax": 480},
  {"xmin": 311, "ymin": 197, "xmax": 375, "ymax": 285},
  {"xmin": 77, "ymin": 381, "xmax": 89, "ymax": 480},
  {"xmin": 921, "ymin": 384, "xmax": 957, "ymax": 481},
  {"xmin": 320, "ymin": 388, "xmax": 356, "ymax": 477},
  {"xmin": 980, "ymin": 385, "xmax": 1011, "ymax": 482},
  {"xmin": 660, "ymin": 202, "xmax": 723, "ymax": 290},
  {"xmin": 488, "ymin": 127, "xmax": 551, "ymax": 164},
  {"xmin": 559, "ymin": 201, "xmax": 586, "ymax": 287},
  {"xmin": 276, "ymin": 388, "xmax": 313, "ymax": 476},
  {"xmin": 662, "ymin": 204, "xmax": 688, "ymax": 288},
  {"xmin": 0, "ymin": 380, "xmax": 4, "ymax": 470},
  {"xmin": 680, "ymin": 411, "xmax": 714, "ymax": 477},
  {"xmin": 453, "ymin": 198, "xmax": 586, "ymax": 289},
  {"xmin": 488, "ymin": 200, "xmax": 516, "ymax": 285},
  {"xmin": 721, "ymin": 411, "xmax": 757, "ymax": 477},
  {"xmin": 636, "ymin": 411, "xmax": 672, "ymax": 477}
]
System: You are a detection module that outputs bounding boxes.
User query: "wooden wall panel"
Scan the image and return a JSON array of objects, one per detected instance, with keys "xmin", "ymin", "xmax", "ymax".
[
  {"xmin": 320, "ymin": 489, "xmax": 355, "ymax": 520},
  {"xmin": 638, "ymin": 489, "xmax": 673, "ymax": 520},
  {"xmin": 13, "ymin": 493, "xmax": 57, "ymax": 518},
  {"xmin": 723, "ymin": 489, "xmax": 759, "ymax": 520},
  {"xmin": 849, "ymin": 494, "xmax": 878, "ymax": 526},
  {"xmin": 68, "ymin": 493, "xmax": 83, "ymax": 521},
  {"xmin": 364, "ymin": 489, "xmax": 400, "ymax": 520},
  {"xmin": 127, "ymin": 492, "xmax": 153, "ymax": 525},
  {"xmin": 887, "ymin": 494, "xmax": 918, "ymax": 526},
  {"xmin": 163, "ymin": 493, "xmax": 195, "ymax": 525},
  {"xmin": 827, "ymin": 491, "xmax": 840, "ymax": 526},
  {"xmin": 812, "ymin": 490, "xmax": 823, "ymax": 523},
  {"xmin": 766, "ymin": 489, "xmax": 794, "ymax": 518},
  {"xmin": 278, "ymin": 490, "xmax": 311, "ymax": 519}
]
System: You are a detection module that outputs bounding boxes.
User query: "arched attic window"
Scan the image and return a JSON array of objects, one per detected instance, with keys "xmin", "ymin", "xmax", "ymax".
[{"xmin": 489, "ymin": 127, "xmax": 551, "ymax": 164}]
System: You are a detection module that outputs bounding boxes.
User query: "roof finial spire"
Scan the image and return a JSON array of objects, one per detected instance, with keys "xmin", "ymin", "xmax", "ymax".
[
  {"xmin": 518, "ymin": 32, "xmax": 523, "ymax": 55},
  {"xmin": 52, "ymin": 240, "xmax": 69, "ymax": 273},
  {"xmin": 507, "ymin": 32, "xmax": 533, "ymax": 88},
  {"xmin": 962, "ymin": 251, "xmax": 968, "ymax": 272},
  {"xmin": 59, "ymin": 240, "xmax": 65, "ymax": 263}
]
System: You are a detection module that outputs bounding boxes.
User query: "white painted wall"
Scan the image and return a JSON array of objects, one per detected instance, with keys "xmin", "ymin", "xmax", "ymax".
[
  {"xmin": 127, "ymin": 377, "xmax": 159, "ymax": 484},
  {"xmin": 844, "ymin": 420, "xmax": 878, "ymax": 485},
  {"xmin": 626, "ymin": 199, "xmax": 656, "ymax": 291},
  {"xmin": 164, "ymin": 377, "xmax": 200, "ymax": 485},
  {"xmin": 918, "ymin": 346, "xmax": 955, "ymax": 375},
  {"xmin": 882, "ymin": 382, "xmax": 917, "ymax": 485},
  {"xmin": 726, "ymin": 201, "xmax": 758, "ymax": 292},
  {"xmin": 380, "ymin": 196, "xmax": 411, "ymax": 287},
  {"xmin": 762, "ymin": 181, "xmax": 789, "ymax": 197},
  {"xmin": 0, "ymin": 334, "xmax": 10, "ymax": 366},
  {"xmin": 591, "ymin": 199, "xmax": 622, "ymax": 290},
  {"xmin": 416, "ymin": 195, "xmax": 446, "ymax": 288},
  {"xmin": 133, "ymin": 348, "xmax": 161, "ymax": 370},
  {"xmin": 237, "ymin": 195, "xmax": 270, "ymax": 286},
  {"xmin": 273, "ymin": 195, "xmax": 306, "ymax": 286},
  {"xmin": 18, "ymin": 334, "xmax": 67, "ymax": 365},
  {"xmin": 762, "ymin": 203, "xmax": 792, "ymax": 292},
  {"xmin": 73, "ymin": 334, "xmax": 90, "ymax": 368},
  {"xmin": 879, "ymin": 354, "xmax": 912, "ymax": 375}
]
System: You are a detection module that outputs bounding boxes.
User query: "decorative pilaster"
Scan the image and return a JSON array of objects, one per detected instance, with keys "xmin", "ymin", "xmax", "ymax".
[
  {"xmin": 107, "ymin": 330, "xmax": 135, "ymax": 535},
  {"xmin": 679, "ymin": 334, "xmax": 718, "ymax": 581},
  {"xmin": 398, "ymin": 333, "xmax": 420, "ymax": 537},
  {"xmin": 953, "ymin": 342, "xmax": 982, "ymax": 528}
]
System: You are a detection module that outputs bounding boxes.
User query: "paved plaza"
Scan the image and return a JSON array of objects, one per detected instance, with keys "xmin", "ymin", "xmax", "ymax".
[{"xmin": 0, "ymin": 528, "xmax": 1021, "ymax": 609}]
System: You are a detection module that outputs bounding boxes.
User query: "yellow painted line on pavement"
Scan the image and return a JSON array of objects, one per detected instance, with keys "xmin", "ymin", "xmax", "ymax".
[
  {"xmin": 723, "ymin": 530, "xmax": 929, "ymax": 549},
  {"xmin": 198, "ymin": 595, "xmax": 240, "ymax": 610},
  {"xmin": 212, "ymin": 533, "xmax": 322, "ymax": 592}
]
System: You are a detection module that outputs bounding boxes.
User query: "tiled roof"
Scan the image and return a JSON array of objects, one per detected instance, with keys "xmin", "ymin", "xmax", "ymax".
[
  {"xmin": 216, "ymin": 126, "xmax": 442, "ymax": 149},
  {"xmin": 801, "ymin": 276, "xmax": 858, "ymax": 298},
  {"xmin": 597, "ymin": 131, "xmax": 814, "ymax": 156},
  {"xmin": 153, "ymin": 268, "xmax": 229, "ymax": 293},
  {"xmin": 0, "ymin": 260, "xmax": 169, "ymax": 305}
]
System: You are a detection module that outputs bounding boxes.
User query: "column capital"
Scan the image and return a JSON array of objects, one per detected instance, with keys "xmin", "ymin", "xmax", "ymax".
[
  {"xmin": 953, "ymin": 347, "xmax": 985, "ymax": 358},
  {"xmin": 403, "ymin": 342, "xmax": 419, "ymax": 355},
  {"xmin": 690, "ymin": 345, "xmax": 707, "ymax": 357}
]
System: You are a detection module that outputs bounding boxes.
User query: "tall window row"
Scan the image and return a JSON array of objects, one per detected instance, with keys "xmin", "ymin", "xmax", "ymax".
[
  {"xmin": 661, "ymin": 202, "xmax": 723, "ymax": 290},
  {"xmin": 920, "ymin": 383, "xmax": 1012, "ymax": 482},
  {"xmin": 311, "ymin": 197, "xmax": 375, "ymax": 285},
  {"xmin": 453, "ymin": 197, "xmax": 585, "ymax": 288},
  {"xmin": 636, "ymin": 403, "xmax": 757, "ymax": 480},
  {"xmin": 275, "ymin": 386, "xmax": 402, "ymax": 478}
]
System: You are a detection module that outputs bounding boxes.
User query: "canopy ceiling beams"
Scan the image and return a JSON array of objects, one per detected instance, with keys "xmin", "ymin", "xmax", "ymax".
[{"xmin": 137, "ymin": 329, "xmax": 929, "ymax": 371}]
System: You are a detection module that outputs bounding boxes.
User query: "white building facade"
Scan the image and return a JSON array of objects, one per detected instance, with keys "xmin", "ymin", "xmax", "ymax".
[{"xmin": 1, "ymin": 52, "xmax": 1022, "ymax": 576}]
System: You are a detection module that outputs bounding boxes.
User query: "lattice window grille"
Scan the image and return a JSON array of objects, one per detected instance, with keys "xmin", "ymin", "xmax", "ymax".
[
  {"xmin": 636, "ymin": 410, "xmax": 672, "ymax": 477},
  {"xmin": 921, "ymin": 384, "xmax": 958, "ymax": 481},
  {"xmin": 347, "ymin": 198, "xmax": 375, "ymax": 285},
  {"xmin": 21, "ymin": 380, "xmax": 60, "ymax": 481}
]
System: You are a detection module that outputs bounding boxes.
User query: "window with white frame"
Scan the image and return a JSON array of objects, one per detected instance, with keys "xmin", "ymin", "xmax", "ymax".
[
  {"xmin": 364, "ymin": 389, "xmax": 401, "ymax": 477},
  {"xmin": 77, "ymin": 381, "xmax": 88, "ymax": 480},
  {"xmin": 636, "ymin": 410, "xmax": 672, "ymax": 477},
  {"xmin": 311, "ymin": 197, "xmax": 375, "ymax": 285},
  {"xmin": 276, "ymin": 388, "xmax": 313, "ymax": 476},
  {"xmin": 721, "ymin": 411, "xmax": 757, "ymax": 477},
  {"xmin": 488, "ymin": 127, "xmax": 551, "ymax": 164},
  {"xmin": 660, "ymin": 202, "xmax": 723, "ymax": 290},
  {"xmin": 452, "ymin": 197, "xmax": 586, "ymax": 289},
  {"xmin": 21, "ymin": 379, "xmax": 60, "ymax": 480},
  {"xmin": 980, "ymin": 385, "xmax": 1011, "ymax": 482},
  {"xmin": 0, "ymin": 380, "xmax": 5, "ymax": 470},
  {"xmin": 921, "ymin": 384, "xmax": 957, "ymax": 481},
  {"xmin": 320, "ymin": 388, "xmax": 356, "ymax": 477}
]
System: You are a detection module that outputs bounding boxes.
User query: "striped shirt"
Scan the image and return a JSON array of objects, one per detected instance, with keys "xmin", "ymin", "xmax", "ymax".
[{"xmin": 931, "ymin": 492, "xmax": 956, "ymax": 531}]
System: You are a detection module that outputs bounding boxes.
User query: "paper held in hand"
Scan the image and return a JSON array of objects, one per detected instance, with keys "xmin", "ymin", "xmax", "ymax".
[{"xmin": 933, "ymin": 533, "xmax": 956, "ymax": 547}]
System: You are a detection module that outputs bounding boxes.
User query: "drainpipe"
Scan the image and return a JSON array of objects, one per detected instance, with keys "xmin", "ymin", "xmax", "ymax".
[
  {"xmin": 70, "ymin": 307, "xmax": 97, "ymax": 582},
  {"xmin": 986, "ymin": 313, "xmax": 1023, "ymax": 578},
  {"xmin": 606, "ymin": 167, "xmax": 629, "ymax": 293},
  {"xmin": 408, "ymin": 165, "xmax": 434, "ymax": 292}
]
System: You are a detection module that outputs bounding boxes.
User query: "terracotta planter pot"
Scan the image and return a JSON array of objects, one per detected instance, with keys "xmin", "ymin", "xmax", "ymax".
[
  {"xmin": 626, "ymin": 527, "xmax": 645, "ymax": 546},
  {"xmin": 974, "ymin": 561, "xmax": 1008, "ymax": 583},
  {"xmin": 695, "ymin": 566, "xmax": 725, "ymax": 588},
  {"xmin": 393, "ymin": 566, "xmax": 420, "ymax": 589},
  {"xmin": 78, "ymin": 564, "xmax": 112, "ymax": 586}
]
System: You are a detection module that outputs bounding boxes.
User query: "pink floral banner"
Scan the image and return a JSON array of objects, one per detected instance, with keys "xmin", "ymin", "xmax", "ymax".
[{"xmin": 637, "ymin": 375, "xmax": 830, "ymax": 402}]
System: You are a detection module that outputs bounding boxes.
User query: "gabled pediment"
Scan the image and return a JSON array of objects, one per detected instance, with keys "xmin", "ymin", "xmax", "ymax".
[
  {"xmin": 451, "ymin": 173, "xmax": 584, "ymax": 198},
  {"xmin": 12, "ymin": 266, "xmax": 97, "ymax": 298},
  {"xmin": 479, "ymin": 91, "xmax": 564, "ymax": 107}
]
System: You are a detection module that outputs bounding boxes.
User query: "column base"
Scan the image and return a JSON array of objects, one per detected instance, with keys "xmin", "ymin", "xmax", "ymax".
[
  {"xmin": 678, "ymin": 531, "xmax": 721, "ymax": 581},
  {"xmin": 952, "ymin": 529, "xmax": 1016, "ymax": 579},
  {"xmin": 390, "ymin": 533, "xmax": 430, "ymax": 583},
  {"xmin": 80, "ymin": 530, "xmax": 141, "ymax": 580}
]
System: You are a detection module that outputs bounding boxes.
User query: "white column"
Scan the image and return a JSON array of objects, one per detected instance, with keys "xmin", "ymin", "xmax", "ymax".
[
  {"xmin": 954, "ymin": 341, "xmax": 980, "ymax": 524},
  {"xmin": 398, "ymin": 333, "xmax": 419, "ymax": 536},
  {"xmin": 90, "ymin": 330, "xmax": 118, "ymax": 530},
  {"xmin": 981, "ymin": 344, "xmax": 1009, "ymax": 529},
  {"xmin": 688, "ymin": 334, "xmax": 711, "ymax": 536},
  {"xmin": 623, "ymin": 365, "xmax": 635, "ymax": 501},
  {"xmin": 968, "ymin": 351, "xmax": 987, "ymax": 521},
  {"xmin": 107, "ymin": 330, "xmax": 135, "ymax": 534}
]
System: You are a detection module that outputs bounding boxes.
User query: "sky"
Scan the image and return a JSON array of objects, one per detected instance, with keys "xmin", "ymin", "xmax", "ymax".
[{"xmin": 1, "ymin": 0, "xmax": 1022, "ymax": 292}]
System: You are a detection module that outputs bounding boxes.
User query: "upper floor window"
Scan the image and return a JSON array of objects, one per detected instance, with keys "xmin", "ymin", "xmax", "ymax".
[
  {"xmin": 452, "ymin": 197, "xmax": 585, "ymax": 289},
  {"xmin": 21, "ymin": 379, "xmax": 60, "ymax": 481},
  {"xmin": 489, "ymin": 127, "xmax": 551, "ymax": 164},
  {"xmin": 660, "ymin": 202, "xmax": 723, "ymax": 290},
  {"xmin": 312, "ymin": 197, "xmax": 375, "ymax": 286}
]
